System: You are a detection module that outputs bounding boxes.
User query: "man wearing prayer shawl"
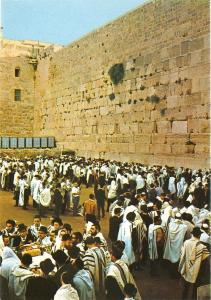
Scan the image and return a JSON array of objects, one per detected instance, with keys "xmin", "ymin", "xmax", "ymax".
[
  {"xmin": 83, "ymin": 236, "xmax": 106, "ymax": 299},
  {"xmin": 148, "ymin": 216, "xmax": 165, "ymax": 276},
  {"xmin": 163, "ymin": 213, "xmax": 187, "ymax": 277},
  {"xmin": 178, "ymin": 227, "xmax": 210, "ymax": 300},
  {"xmin": 0, "ymin": 247, "xmax": 20, "ymax": 281},
  {"xmin": 105, "ymin": 242, "xmax": 141, "ymax": 300}
]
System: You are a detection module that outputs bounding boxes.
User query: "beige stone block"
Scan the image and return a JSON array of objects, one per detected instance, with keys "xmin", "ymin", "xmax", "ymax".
[
  {"xmin": 199, "ymin": 77, "xmax": 210, "ymax": 91},
  {"xmin": 156, "ymin": 121, "xmax": 171, "ymax": 134},
  {"xmin": 151, "ymin": 134, "xmax": 166, "ymax": 144},
  {"xmin": 190, "ymin": 38, "xmax": 204, "ymax": 51},
  {"xmin": 134, "ymin": 134, "xmax": 151, "ymax": 144},
  {"xmin": 172, "ymin": 121, "xmax": 187, "ymax": 134},
  {"xmin": 135, "ymin": 143, "xmax": 150, "ymax": 154},
  {"xmin": 190, "ymin": 50, "xmax": 202, "ymax": 65},
  {"xmin": 195, "ymin": 144, "xmax": 210, "ymax": 154},
  {"xmin": 166, "ymin": 134, "xmax": 188, "ymax": 145},
  {"xmin": 139, "ymin": 121, "xmax": 156, "ymax": 133},
  {"xmin": 128, "ymin": 143, "xmax": 136, "ymax": 153},
  {"xmin": 167, "ymin": 96, "xmax": 180, "ymax": 109},
  {"xmin": 188, "ymin": 119, "xmax": 210, "ymax": 133},
  {"xmin": 152, "ymin": 144, "xmax": 171, "ymax": 154},
  {"xmin": 181, "ymin": 40, "xmax": 190, "ymax": 55}
]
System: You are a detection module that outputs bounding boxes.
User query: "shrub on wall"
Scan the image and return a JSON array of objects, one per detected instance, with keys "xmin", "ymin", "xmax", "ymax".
[
  {"xmin": 109, "ymin": 93, "xmax": 115, "ymax": 101},
  {"xmin": 108, "ymin": 63, "xmax": 124, "ymax": 85},
  {"xmin": 146, "ymin": 95, "xmax": 160, "ymax": 104}
]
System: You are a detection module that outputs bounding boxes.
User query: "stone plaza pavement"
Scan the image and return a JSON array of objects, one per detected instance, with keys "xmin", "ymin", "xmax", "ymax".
[{"xmin": 0, "ymin": 189, "xmax": 182, "ymax": 300}]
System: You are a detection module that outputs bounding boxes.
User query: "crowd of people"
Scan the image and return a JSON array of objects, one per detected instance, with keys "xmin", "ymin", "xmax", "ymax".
[{"xmin": 0, "ymin": 154, "xmax": 210, "ymax": 300}]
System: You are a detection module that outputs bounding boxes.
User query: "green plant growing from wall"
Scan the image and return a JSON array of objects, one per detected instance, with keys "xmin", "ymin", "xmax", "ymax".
[
  {"xmin": 109, "ymin": 93, "xmax": 115, "ymax": 101},
  {"xmin": 140, "ymin": 85, "xmax": 145, "ymax": 90},
  {"xmin": 108, "ymin": 63, "xmax": 124, "ymax": 85},
  {"xmin": 146, "ymin": 95, "xmax": 160, "ymax": 103},
  {"xmin": 160, "ymin": 108, "xmax": 166, "ymax": 116}
]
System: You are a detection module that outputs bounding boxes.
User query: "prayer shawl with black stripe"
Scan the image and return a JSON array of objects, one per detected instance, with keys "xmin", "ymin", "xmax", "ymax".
[
  {"xmin": 178, "ymin": 237, "xmax": 209, "ymax": 283},
  {"xmin": 83, "ymin": 247, "xmax": 106, "ymax": 296},
  {"xmin": 106, "ymin": 259, "xmax": 141, "ymax": 300}
]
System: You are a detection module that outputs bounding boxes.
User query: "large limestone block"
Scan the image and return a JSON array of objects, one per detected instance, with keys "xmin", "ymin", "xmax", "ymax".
[
  {"xmin": 156, "ymin": 121, "xmax": 172, "ymax": 134},
  {"xmin": 172, "ymin": 121, "xmax": 187, "ymax": 134}
]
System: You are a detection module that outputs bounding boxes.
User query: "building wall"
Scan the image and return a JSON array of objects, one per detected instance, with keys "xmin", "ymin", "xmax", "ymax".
[{"xmin": 0, "ymin": 39, "xmax": 61, "ymax": 137}]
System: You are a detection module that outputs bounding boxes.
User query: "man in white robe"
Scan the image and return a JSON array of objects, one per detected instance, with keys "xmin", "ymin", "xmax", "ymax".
[{"xmin": 179, "ymin": 227, "xmax": 209, "ymax": 300}]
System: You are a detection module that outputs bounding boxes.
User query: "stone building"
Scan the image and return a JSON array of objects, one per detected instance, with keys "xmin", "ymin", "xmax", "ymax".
[{"xmin": 0, "ymin": 0, "xmax": 210, "ymax": 168}]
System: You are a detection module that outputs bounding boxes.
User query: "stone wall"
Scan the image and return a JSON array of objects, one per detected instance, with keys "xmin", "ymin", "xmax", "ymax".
[{"xmin": 34, "ymin": 0, "xmax": 210, "ymax": 168}]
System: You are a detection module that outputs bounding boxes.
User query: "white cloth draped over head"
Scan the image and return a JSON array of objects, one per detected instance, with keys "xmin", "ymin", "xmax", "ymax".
[
  {"xmin": 0, "ymin": 247, "xmax": 20, "ymax": 280},
  {"xmin": 117, "ymin": 219, "xmax": 136, "ymax": 266},
  {"xmin": 163, "ymin": 220, "xmax": 187, "ymax": 263}
]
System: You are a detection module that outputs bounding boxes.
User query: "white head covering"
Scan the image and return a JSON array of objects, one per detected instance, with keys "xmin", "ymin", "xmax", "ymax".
[{"xmin": 0, "ymin": 247, "xmax": 20, "ymax": 280}]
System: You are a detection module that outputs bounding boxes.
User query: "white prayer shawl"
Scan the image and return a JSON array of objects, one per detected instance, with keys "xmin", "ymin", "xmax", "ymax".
[
  {"xmin": 177, "ymin": 178, "xmax": 188, "ymax": 199},
  {"xmin": 13, "ymin": 171, "xmax": 20, "ymax": 186},
  {"xmin": 54, "ymin": 284, "xmax": 79, "ymax": 300},
  {"xmin": 108, "ymin": 180, "xmax": 117, "ymax": 199},
  {"xmin": 168, "ymin": 177, "xmax": 176, "ymax": 194},
  {"xmin": 106, "ymin": 260, "xmax": 141, "ymax": 300},
  {"xmin": 179, "ymin": 237, "xmax": 209, "ymax": 283},
  {"xmin": 32, "ymin": 179, "xmax": 42, "ymax": 204},
  {"xmin": 200, "ymin": 231, "xmax": 210, "ymax": 244},
  {"xmin": 9, "ymin": 266, "xmax": 34, "ymax": 299},
  {"xmin": 146, "ymin": 173, "xmax": 154, "ymax": 186},
  {"xmin": 40, "ymin": 187, "xmax": 51, "ymax": 207},
  {"xmin": 0, "ymin": 168, "xmax": 6, "ymax": 189},
  {"xmin": 118, "ymin": 220, "xmax": 135, "ymax": 265},
  {"xmin": 194, "ymin": 208, "xmax": 210, "ymax": 226},
  {"xmin": 148, "ymin": 224, "xmax": 163, "ymax": 260},
  {"xmin": 186, "ymin": 205, "xmax": 200, "ymax": 217},
  {"xmin": 161, "ymin": 205, "xmax": 173, "ymax": 228},
  {"xmin": 18, "ymin": 179, "xmax": 27, "ymax": 207},
  {"xmin": 163, "ymin": 219, "xmax": 187, "ymax": 263},
  {"xmin": 136, "ymin": 175, "xmax": 145, "ymax": 190},
  {"xmin": 0, "ymin": 247, "xmax": 20, "ymax": 280}
]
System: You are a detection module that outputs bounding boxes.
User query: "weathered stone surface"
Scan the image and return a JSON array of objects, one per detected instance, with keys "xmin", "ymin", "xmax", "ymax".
[{"xmin": 172, "ymin": 121, "xmax": 187, "ymax": 134}]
